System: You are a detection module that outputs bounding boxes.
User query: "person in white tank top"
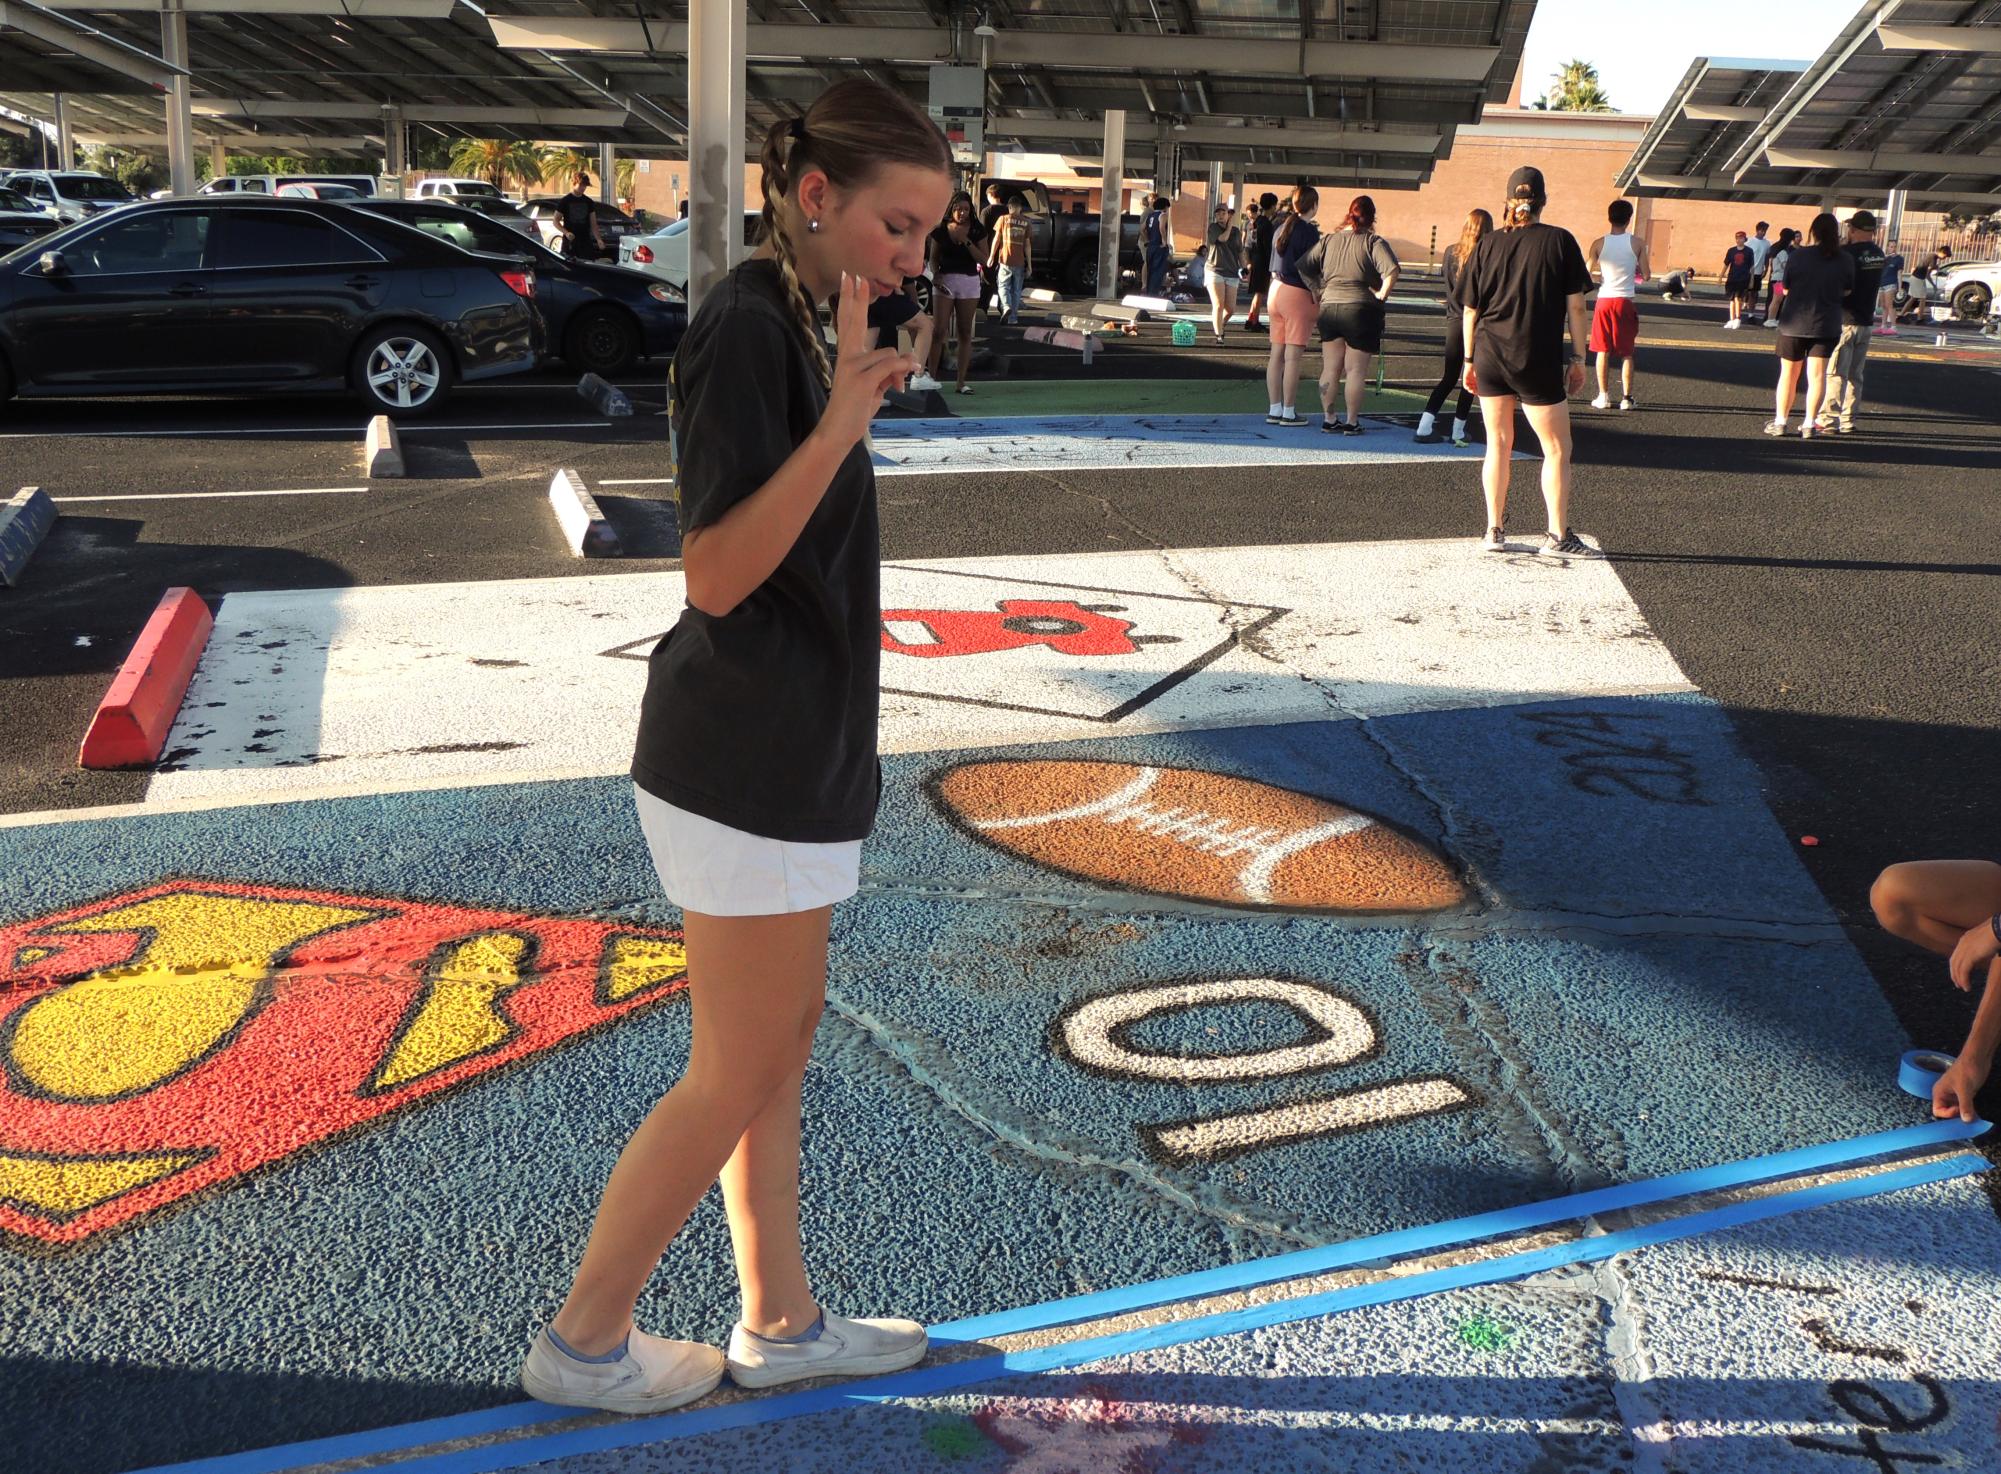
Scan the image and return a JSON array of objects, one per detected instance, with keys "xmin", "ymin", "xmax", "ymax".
[{"xmin": 1586, "ymin": 199, "xmax": 1650, "ymax": 410}]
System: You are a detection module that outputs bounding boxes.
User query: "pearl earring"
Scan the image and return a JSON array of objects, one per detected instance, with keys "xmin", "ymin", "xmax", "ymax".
[{"xmin": 807, "ymin": 218, "xmax": 821, "ymax": 233}]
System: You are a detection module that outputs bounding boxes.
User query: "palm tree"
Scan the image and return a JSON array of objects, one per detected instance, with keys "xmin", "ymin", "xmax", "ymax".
[
  {"xmin": 539, "ymin": 146, "xmax": 591, "ymax": 190},
  {"xmin": 1545, "ymin": 59, "xmax": 1615, "ymax": 114},
  {"xmin": 448, "ymin": 137, "xmax": 544, "ymax": 192}
]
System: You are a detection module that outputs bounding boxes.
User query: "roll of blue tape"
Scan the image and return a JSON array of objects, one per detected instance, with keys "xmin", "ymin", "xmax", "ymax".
[{"xmin": 1899, "ymin": 1049, "xmax": 1955, "ymax": 1099}]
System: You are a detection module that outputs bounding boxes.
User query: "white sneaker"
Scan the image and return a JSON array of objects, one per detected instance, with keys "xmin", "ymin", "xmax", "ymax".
[
  {"xmin": 726, "ymin": 1309, "xmax": 929, "ymax": 1389},
  {"xmin": 1725, "ymin": 319, "xmax": 1740, "ymax": 329},
  {"xmin": 1589, "ymin": 393, "xmax": 1611, "ymax": 410},
  {"xmin": 1480, "ymin": 525, "xmax": 1505, "ymax": 553},
  {"xmin": 1762, "ymin": 419, "xmax": 1788, "ymax": 436},
  {"xmin": 907, "ymin": 372, "xmax": 941, "ymax": 391},
  {"xmin": 519, "ymin": 1325, "xmax": 725, "ymax": 1415}
]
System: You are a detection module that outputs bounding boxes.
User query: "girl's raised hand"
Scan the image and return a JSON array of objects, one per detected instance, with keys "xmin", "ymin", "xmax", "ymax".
[{"xmin": 824, "ymin": 272, "xmax": 919, "ymax": 448}]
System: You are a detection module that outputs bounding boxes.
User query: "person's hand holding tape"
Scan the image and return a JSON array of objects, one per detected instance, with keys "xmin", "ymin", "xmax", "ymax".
[{"xmin": 1933, "ymin": 1054, "xmax": 1988, "ymax": 1124}]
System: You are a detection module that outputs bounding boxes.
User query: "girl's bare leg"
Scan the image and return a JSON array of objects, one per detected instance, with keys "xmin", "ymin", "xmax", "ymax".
[
  {"xmin": 547, "ymin": 906, "xmax": 831, "ymax": 1353},
  {"xmin": 1872, "ymin": 862, "xmax": 2001, "ymax": 955}
]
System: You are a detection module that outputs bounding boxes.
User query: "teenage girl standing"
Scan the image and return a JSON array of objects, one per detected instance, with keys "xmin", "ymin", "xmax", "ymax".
[
  {"xmin": 517, "ymin": 80, "xmax": 954, "ymax": 1416},
  {"xmin": 1262, "ymin": 184, "xmax": 1321, "ymax": 427},
  {"xmin": 1416, "ymin": 208, "xmax": 1490, "ymax": 445}
]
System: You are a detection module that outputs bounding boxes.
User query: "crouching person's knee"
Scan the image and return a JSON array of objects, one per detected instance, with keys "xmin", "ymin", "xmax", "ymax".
[{"xmin": 1869, "ymin": 864, "xmax": 1915, "ymax": 933}]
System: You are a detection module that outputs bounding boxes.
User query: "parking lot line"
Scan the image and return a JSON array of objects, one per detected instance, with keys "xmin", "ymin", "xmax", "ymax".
[
  {"xmin": 51, "ymin": 486, "xmax": 372, "ymax": 504},
  {"xmin": 597, "ymin": 477, "xmax": 674, "ymax": 486}
]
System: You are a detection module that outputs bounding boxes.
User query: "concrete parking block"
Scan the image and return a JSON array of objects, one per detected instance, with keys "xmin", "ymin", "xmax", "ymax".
[
  {"xmin": 1120, "ymin": 294, "xmax": 1173, "ymax": 315},
  {"xmin": 77, "ymin": 587, "xmax": 214, "ymax": 769},
  {"xmin": 363, "ymin": 415, "xmax": 404, "ymax": 478},
  {"xmin": 1023, "ymin": 325, "xmax": 1096, "ymax": 364},
  {"xmin": 548, "ymin": 468, "xmax": 621, "ymax": 558},
  {"xmin": 1026, "ymin": 287, "xmax": 1061, "ymax": 304},
  {"xmin": 1094, "ymin": 300, "xmax": 1145, "ymax": 322},
  {"xmin": 0, "ymin": 486, "xmax": 57, "ymax": 587},
  {"xmin": 576, "ymin": 372, "xmax": 633, "ymax": 418}
]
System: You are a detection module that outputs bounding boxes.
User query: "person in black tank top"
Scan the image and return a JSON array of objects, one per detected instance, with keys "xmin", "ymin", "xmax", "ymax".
[
  {"xmin": 1459, "ymin": 166, "xmax": 1593, "ymax": 557},
  {"xmin": 519, "ymin": 81, "xmax": 954, "ymax": 1419}
]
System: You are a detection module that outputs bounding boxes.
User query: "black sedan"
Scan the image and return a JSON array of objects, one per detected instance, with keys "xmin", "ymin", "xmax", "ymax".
[
  {"xmin": 346, "ymin": 197, "xmax": 685, "ymax": 374},
  {"xmin": 0, "ymin": 186, "xmax": 60, "ymax": 255},
  {"xmin": 0, "ymin": 197, "xmax": 539, "ymax": 416}
]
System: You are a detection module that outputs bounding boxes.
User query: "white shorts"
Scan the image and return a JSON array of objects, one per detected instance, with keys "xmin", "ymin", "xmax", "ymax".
[{"xmin": 633, "ymin": 784, "xmax": 862, "ymax": 916}]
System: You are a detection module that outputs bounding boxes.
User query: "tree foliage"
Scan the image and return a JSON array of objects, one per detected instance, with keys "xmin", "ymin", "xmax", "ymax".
[
  {"xmin": 447, "ymin": 137, "xmax": 544, "ymax": 191},
  {"xmin": 1543, "ymin": 59, "xmax": 1616, "ymax": 114}
]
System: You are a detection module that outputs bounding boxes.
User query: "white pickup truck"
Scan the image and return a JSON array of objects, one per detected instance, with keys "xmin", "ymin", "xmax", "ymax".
[{"xmin": 412, "ymin": 178, "xmax": 509, "ymax": 202}]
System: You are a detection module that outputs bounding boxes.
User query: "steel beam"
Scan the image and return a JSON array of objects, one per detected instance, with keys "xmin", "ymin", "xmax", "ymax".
[
  {"xmin": 1875, "ymin": 22, "xmax": 2001, "ymax": 53},
  {"xmin": 1098, "ymin": 107, "xmax": 1123, "ymax": 300},
  {"xmin": 486, "ymin": 17, "xmax": 1498, "ymax": 82},
  {"xmin": 687, "ymin": 0, "xmax": 746, "ymax": 314},
  {"xmin": 1763, "ymin": 145, "xmax": 2001, "ymax": 175},
  {"xmin": 0, "ymin": 0, "xmax": 180, "ymax": 88},
  {"xmin": 161, "ymin": 0, "xmax": 193, "ymax": 195},
  {"xmin": 987, "ymin": 114, "xmax": 1440, "ymax": 154}
]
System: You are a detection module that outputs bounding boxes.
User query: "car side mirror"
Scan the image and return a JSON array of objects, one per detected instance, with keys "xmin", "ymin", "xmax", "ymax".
[{"xmin": 38, "ymin": 250, "xmax": 66, "ymax": 277}]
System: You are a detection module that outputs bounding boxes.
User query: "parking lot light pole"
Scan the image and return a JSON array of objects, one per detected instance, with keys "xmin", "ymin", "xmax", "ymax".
[
  {"xmin": 160, "ymin": 0, "xmax": 195, "ymax": 196},
  {"xmin": 687, "ymin": 0, "xmax": 746, "ymax": 315},
  {"xmin": 599, "ymin": 143, "xmax": 615, "ymax": 206},
  {"xmin": 1098, "ymin": 108, "xmax": 1125, "ymax": 301}
]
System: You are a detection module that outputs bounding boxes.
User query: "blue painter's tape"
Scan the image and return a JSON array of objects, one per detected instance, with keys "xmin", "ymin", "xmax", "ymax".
[
  {"xmin": 0, "ymin": 486, "xmax": 56, "ymax": 588},
  {"xmin": 126, "ymin": 1114, "xmax": 1989, "ymax": 1474},
  {"xmin": 1898, "ymin": 1049, "xmax": 1955, "ymax": 1100},
  {"xmin": 300, "ymin": 1152, "xmax": 1997, "ymax": 1474}
]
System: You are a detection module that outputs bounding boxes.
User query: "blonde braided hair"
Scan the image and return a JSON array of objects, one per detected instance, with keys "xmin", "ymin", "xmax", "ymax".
[{"xmin": 754, "ymin": 81, "xmax": 953, "ymax": 392}]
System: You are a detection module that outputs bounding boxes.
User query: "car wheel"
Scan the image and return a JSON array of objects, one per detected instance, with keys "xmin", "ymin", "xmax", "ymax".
[
  {"xmin": 352, "ymin": 325, "xmax": 453, "ymax": 417},
  {"xmin": 1062, "ymin": 250, "xmax": 1097, "ymax": 297},
  {"xmin": 564, "ymin": 307, "xmax": 640, "ymax": 376},
  {"xmin": 1950, "ymin": 280, "xmax": 1992, "ymax": 323}
]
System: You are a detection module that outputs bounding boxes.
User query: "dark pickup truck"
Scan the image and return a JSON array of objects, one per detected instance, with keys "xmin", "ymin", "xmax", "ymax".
[{"xmin": 979, "ymin": 177, "xmax": 1146, "ymax": 297}]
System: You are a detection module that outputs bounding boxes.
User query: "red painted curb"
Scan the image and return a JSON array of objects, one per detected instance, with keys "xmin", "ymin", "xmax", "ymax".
[{"xmin": 78, "ymin": 587, "xmax": 214, "ymax": 769}]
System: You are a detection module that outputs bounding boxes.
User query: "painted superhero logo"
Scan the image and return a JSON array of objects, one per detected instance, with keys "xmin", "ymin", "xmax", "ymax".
[{"xmin": 0, "ymin": 880, "xmax": 687, "ymax": 1248}]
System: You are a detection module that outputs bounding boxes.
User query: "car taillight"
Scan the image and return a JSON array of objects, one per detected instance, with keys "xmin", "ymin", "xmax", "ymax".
[
  {"xmin": 500, "ymin": 269, "xmax": 534, "ymax": 298},
  {"xmin": 632, "ymin": 244, "xmax": 653, "ymax": 264}
]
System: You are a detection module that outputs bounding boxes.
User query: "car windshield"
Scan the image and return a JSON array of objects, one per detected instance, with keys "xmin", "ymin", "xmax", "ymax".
[
  {"xmin": 0, "ymin": 187, "xmax": 34, "ymax": 211},
  {"xmin": 54, "ymin": 175, "xmax": 133, "ymax": 201},
  {"xmin": 467, "ymin": 198, "xmax": 525, "ymax": 218},
  {"xmin": 451, "ymin": 182, "xmax": 502, "ymax": 198}
]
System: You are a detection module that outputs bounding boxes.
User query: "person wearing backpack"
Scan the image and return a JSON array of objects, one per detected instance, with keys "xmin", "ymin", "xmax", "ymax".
[{"xmin": 985, "ymin": 195, "xmax": 1034, "ymax": 327}]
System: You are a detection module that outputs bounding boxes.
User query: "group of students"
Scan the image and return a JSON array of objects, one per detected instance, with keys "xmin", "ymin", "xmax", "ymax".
[
  {"xmin": 1752, "ymin": 211, "xmax": 1889, "ymax": 438},
  {"xmin": 859, "ymin": 181, "xmax": 1037, "ymax": 397},
  {"xmin": 1723, "ymin": 220, "xmax": 1931, "ymax": 339},
  {"xmin": 507, "ymin": 81, "xmax": 1993, "ymax": 1424}
]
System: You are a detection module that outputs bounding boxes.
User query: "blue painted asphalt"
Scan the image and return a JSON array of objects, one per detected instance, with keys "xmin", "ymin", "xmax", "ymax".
[{"xmin": 0, "ymin": 696, "xmax": 1945, "ymax": 1473}]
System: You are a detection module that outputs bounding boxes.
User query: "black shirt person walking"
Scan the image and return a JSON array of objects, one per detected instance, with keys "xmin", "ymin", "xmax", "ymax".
[{"xmin": 556, "ymin": 172, "xmax": 603, "ymax": 260}]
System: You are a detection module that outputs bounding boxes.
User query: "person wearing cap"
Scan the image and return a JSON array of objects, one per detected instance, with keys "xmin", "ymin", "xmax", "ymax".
[
  {"xmin": 1458, "ymin": 165, "xmax": 1594, "ymax": 557},
  {"xmin": 1818, "ymin": 211, "xmax": 1888, "ymax": 434}
]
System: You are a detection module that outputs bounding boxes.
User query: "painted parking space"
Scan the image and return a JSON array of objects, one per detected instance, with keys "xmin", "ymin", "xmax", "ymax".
[
  {"xmin": 122, "ymin": 538, "xmax": 1678, "ymax": 808},
  {"xmin": 870, "ymin": 413, "xmax": 1492, "ymax": 475},
  {"xmin": 5, "ymin": 660, "xmax": 1992, "ymax": 1473}
]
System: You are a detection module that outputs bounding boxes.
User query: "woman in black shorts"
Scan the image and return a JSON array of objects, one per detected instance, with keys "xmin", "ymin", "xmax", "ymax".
[
  {"xmin": 1296, "ymin": 195, "xmax": 1400, "ymax": 434},
  {"xmin": 1459, "ymin": 166, "xmax": 1593, "ymax": 555},
  {"xmin": 1765, "ymin": 212, "xmax": 1854, "ymax": 439},
  {"xmin": 1243, "ymin": 191, "xmax": 1279, "ymax": 332}
]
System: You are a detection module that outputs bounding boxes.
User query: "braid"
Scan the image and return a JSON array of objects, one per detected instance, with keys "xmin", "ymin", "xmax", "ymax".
[{"xmin": 759, "ymin": 120, "xmax": 834, "ymax": 391}]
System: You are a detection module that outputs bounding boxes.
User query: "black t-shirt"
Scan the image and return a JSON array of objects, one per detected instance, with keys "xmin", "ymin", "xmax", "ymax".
[
  {"xmin": 1249, "ymin": 216, "xmax": 1277, "ymax": 278},
  {"xmin": 930, "ymin": 225, "xmax": 980, "ymax": 277},
  {"xmin": 1776, "ymin": 247, "xmax": 1856, "ymax": 342},
  {"xmin": 1722, "ymin": 245, "xmax": 1754, "ymax": 282},
  {"xmin": 1461, "ymin": 223, "xmax": 1591, "ymax": 380},
  {"xmin": 634, "ymin": 258, "xmax": 881, "ymax": 843},
  {"xmin": 557, "ymin": 192, "xmax": 596, "ymax": 237},
  {"xmin": 1840, "ymin": 239, "xmax": 1888, "ymax": 324},
  {"xmin": 867, "ymin": 280, "xmax": 923, "ymax": 333}
]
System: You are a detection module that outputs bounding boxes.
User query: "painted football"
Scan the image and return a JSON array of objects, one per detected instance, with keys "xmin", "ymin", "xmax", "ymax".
[{"xmin": 934, "ymin": 760, "xmax": 1467, "ymax": 913}]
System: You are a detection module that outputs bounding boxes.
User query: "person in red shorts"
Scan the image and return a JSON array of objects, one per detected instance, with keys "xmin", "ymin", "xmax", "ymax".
[{"xmin": 1585, "ymin": 199, "xmax": 1648, "ymax": 411}]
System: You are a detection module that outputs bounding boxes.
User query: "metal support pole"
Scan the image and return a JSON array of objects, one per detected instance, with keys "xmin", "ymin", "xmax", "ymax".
[
  {"xmin": 160, "ymin": 0, "xmax": 195, "ymax": 196},
  {"xmin": 1883, "ymin": 187, "xmax": 1907, "ymax": 247},
  {"xmin": 688, "ymin": 0, "xmax": 746, "ymax": 314},
  {"xmin": 1097, "ymin": 108, "xmax": 1125, "ymax": 301},
  {"xmin": 53, "ymin": 94, "xmax": 72, "ymax": 172},
  {"xmin": 382, "ymin": 105, "xmax": 406, "ymax": 197},
  {"xmin": 208, "ymin": 135, "xmax": 226, "ymax": 182},
  {"xmin": 1206, "ymin": 160, "xmax": 1224, "ymax": 212},
  {"xmin": 598, "ymin": 142, "xmax": 616, "ymax": 206}
]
